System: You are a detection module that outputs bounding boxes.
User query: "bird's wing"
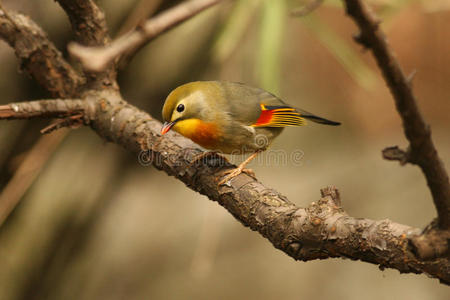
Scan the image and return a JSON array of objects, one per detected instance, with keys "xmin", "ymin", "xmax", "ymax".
[
  {"xmin": 220, "ymin": 82, "xmax": 340, "ymax": 127},
  {"xmin": 252, "ymin": 104, "xmax": 306, "ymax": 127},
  {"xmin": 257, "ymin": 93, "xmax": 340, "ymax": 127},
  {"xmin": 252, "ymin": 103, "xmax": 341, "ymax": 127},
  {"xmin": 220, "ymin": 82, "xmax": 264, "ymax": 125},
  {"xmin": 223, "ymin": 82, "xmax": 306, "ymax": 127}
]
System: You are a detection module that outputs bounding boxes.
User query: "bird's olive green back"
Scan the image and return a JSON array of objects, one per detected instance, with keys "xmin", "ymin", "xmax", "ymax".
[
  {"xmin": 213, "ymin": 81, "xmax": 287, "ymax": 126},
  {"xmin": 163, "ymin": 81, "xmax": 287, "ymax": 126}
]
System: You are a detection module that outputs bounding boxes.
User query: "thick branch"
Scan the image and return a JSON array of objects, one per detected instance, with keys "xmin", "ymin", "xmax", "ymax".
[
  {"xmin": 56, "ymin": 0, "xmax": 117, "ymax": 88},
  {"xmin": 68, "ymin": 0, "xmax": 223, "ymax": 72},
  {"xmin": 76, "ymin": 89, "xmax": 450, "ymax": 284},
  {"xmin": 342, "ymin": 0, "xmax": 450, "ymax": 231},
  {"xmin": 0, "ymin": 8, "xmax": 83, "ymax": 97},
  {"xmin": 0, "ymin": 99, "xmax": 86, "ymax": 120},
  {"xmin": 56, "ymin": 0, "xmax": 110, "ymax": 47}
]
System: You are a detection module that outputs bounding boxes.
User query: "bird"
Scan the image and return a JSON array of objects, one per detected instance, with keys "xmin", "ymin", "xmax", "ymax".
[{"xmin": 161, "ymin": 81, "xmax": 340, "ymax": 185}]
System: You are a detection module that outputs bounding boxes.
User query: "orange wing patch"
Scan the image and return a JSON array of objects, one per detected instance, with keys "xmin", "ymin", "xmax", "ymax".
[{"xmin": 252, "ymin": 104, "xmax": 306, "ymax": 127}]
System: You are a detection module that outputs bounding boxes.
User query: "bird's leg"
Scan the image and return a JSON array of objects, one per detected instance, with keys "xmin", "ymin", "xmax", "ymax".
[
  {"xmin": 218, "ymin": 151, "xmax": 260, "ymax": 185},
  {"xmin": 189, "ymin": 151, "xmax": 229, "ymax": 169}
]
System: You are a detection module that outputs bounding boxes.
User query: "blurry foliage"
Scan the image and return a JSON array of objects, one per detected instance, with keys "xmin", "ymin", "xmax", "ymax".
[
  {"xmin": 212, "ymin": 0, "xmax": 378, "ymax": 93},
  {"xmin": 299, "ymin": 14, "xmax": 378, "ymax": 90},
  {"xmin": 210, "ymin": 0, "xmax": 450, "ymax": 94},
  {"xmin": 211, "ymin": 0, "xmax": 259, "ymax": 64},
  {"xmin": 257, "ymin": 0, "xmax": 287, "ymax": 94}
]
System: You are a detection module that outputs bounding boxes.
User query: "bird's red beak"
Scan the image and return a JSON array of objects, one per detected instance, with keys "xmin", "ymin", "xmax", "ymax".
[{"xmin": 161, "ymin": 121, "xmax": 175, "ymax": 135}]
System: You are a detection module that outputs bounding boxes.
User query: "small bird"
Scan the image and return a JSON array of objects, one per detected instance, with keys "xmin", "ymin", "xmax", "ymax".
[{"xmin": 161, "ymin": 81, "xmax": 340, "ymax": 184}]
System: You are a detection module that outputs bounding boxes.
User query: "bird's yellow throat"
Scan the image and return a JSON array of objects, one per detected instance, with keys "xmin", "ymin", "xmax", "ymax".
[{"xmin": 173, "ymin": 118, "xmax": 221, "ymax": 149}]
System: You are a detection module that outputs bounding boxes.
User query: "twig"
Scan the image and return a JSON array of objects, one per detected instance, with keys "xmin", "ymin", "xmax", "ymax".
[
  {"xmin": 115, "ymin": 0, "xmax": 164, "ymax": 69},
  {"xmin": 0, "ymin": 130, "xmax": 68, "ymax": 227},
  {"xmin": 342, "ymin": 0, "xmax": 450, "ymax": 232},
  {"xmin": 116, "ymin": 0, "xmax": 163, "ymax": 36},
  {"xmin": 0, "ymin": 8, "xmax": 83, "ymax": 97},
  {"xmin": 40, "ymin": 114, "xmax": 84, "ymax": 134},
  {"xmin": 382, "ymin": 146, "xmax": 409, "ymax": 165},
  {"xmin": 68, "ymin": 0, "xmax": 223, "ymax": 72},
  {"xmin": 0, "ymin": 99, "xmax": 87, "ymax": 120}
]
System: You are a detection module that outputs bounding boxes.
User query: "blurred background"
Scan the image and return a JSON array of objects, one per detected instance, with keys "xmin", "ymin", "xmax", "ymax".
[{"xmin": 0, "ymin": 0, "xmax": 449, "ymax": 299}]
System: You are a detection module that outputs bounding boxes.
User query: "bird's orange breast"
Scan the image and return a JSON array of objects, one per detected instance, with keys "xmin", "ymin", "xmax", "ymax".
[{"xmin": 172, "ymin": 118, "xmax": 222, "ymax": 150}]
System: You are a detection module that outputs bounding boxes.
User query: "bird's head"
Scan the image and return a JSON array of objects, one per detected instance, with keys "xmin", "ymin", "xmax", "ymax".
[{"xmin": 161, "ymin": 82, "xmax": 213, "ymax": 135}]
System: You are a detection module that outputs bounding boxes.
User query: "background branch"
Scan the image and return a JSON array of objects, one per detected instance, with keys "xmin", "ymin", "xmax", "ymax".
[
  {"xmin": 0, "ymin": 130, "xmax": 67, "ymax": 226},
  {"xmin": 56, "ymin": 0, "xmax": 117, "ymax": 88},
  {"xmin": 342, "ymin": 1, "xmax": 450, "ymax": 234},
  {"xmin": 55, "ymin": 0, "xmax": 110, "ymax": 47},
  {"xmin": 0, "ymin": 7, "xmax": 83, "ymax": 97},
  {"xmin": 116, "ymin": 0, "xmax": 163, "ymax": 37},
  {"xmin": 68, "ymin": 0, "xmax": 223, "ymax": 72}
]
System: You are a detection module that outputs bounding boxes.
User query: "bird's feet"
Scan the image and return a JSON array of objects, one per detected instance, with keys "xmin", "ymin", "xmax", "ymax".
[
  {"xmin": 218, "ymin": 166, "xmax": 256, "ymax": 185},
  {"xmin": 217, "ymin": 151, "xmax": 260, "ymax": 185},
  {"xmin": 189, "ymin": 151, "xmax": 228, "ymax": 169}
]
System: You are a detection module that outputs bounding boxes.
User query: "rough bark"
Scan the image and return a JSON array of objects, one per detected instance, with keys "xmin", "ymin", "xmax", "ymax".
[
  {"xmin": 56, "ymin": 0, "xmax": 117, "ymax": 89},
  {"xmin": 0, "ymin": 100, "xmax": 85, "ymax": 119},
  {"xmin": 0, "ymin": 8, "xmax": 83, "ymax": 97}
]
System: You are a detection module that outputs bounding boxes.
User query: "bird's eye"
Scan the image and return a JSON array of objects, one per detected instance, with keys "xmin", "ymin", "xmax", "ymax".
[{"xmin": 176, "ymin": 104, "xmax": 185, "ymax": 113}]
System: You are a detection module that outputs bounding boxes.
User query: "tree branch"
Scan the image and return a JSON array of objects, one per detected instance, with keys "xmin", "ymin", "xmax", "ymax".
[
  {"xmin": 342, "ymin": 1, "xmax": 450, "ymax": 234},
  {"xmin": 3, "ymin": 88, "xmax": 448, "ymax": 282},
  {"xmin": 55, "ymin": 0, "xmax": 110, "ymax": 47},
  {"xmin": 382, "ymin": 146, "xmax": 409, "ymax": 165},
  {"xmin": 0, "ymin": 130, "xmax": 68, "ymax": 227},
  {"xmin": 0, "ymin": 99, "xmax": 86, "ymax": 120},
  {"xmin": 68, "ymin": 0, "xmax": 223, "ymax": 72},
  {"xmin": 0, "ymin": 7, "xmax": 83, "ymax": 97},
  {"xmin": 52, "ymin": 89, "xmax": 447, "ymax": 284},
  {"xmin": 0, "ymin": 0, "xmax": 449, "ymax": 285},
  {"xmin": 56, "ymin": 0, "xmax": 117, "ymax": 89}
]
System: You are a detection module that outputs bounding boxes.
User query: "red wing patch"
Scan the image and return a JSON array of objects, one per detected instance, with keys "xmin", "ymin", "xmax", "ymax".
[{"xmin": 252, "ymin": 104, "xmax": 306, "ymax": 127}]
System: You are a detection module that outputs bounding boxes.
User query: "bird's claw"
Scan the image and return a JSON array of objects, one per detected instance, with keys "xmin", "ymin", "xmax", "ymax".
[{"xmin": 218, "ymin": 167, "xmax": 256, "ymax": 185}]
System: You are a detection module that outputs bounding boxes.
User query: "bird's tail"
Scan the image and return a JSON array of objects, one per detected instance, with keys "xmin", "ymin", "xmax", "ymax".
[{"xmin": 298, "ymin": 109, "xmax": 341, "ymax": 126}]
